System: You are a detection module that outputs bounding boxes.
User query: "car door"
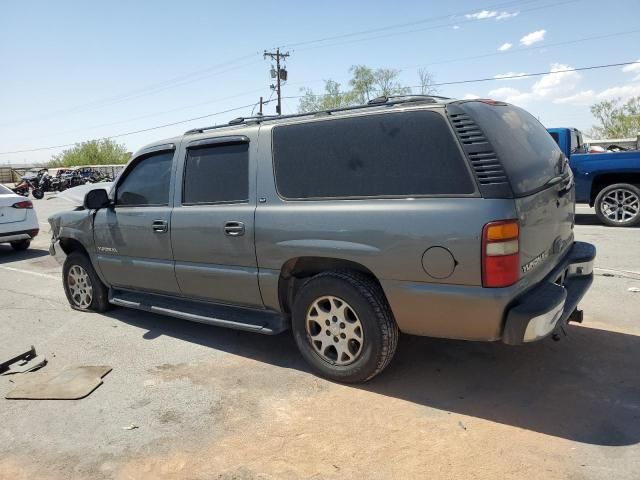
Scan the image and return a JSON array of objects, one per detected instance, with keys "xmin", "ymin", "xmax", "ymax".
[
  {"xmin": 93, "ymin": 144, "xmax": 181, "ymax": 295},
  {"xmin": 170, "ymin": 132, "xmax": 263, "ymax": 308}
]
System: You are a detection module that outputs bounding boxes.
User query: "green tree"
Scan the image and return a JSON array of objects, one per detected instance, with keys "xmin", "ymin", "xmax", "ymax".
[
  {"xmin": 297, "ymin": 80, "xmax": 355, "ymax": 113},
  {"xmin": 589, "ymin": 96, "xmax": 640, "ymax": 139},
  {"xmin": 297, "ymin": 65, "xmax": 432, "ymax": 113},
  {"xmin": 48, "ymin": 139, "xmax": 131, "ymax": 167}
]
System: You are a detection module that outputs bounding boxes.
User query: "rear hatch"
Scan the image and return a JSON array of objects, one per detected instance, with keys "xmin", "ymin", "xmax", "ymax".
[
  {"xmin": 0, "ymin": 190, "xmax": 28, "ymax": 225},
  {"xmin": 455, "ymin": 101, "xmax": 575, "ymax": 281}
]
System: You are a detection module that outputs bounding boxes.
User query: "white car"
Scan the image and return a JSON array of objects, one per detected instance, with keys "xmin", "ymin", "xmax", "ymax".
[{"xmin": 0, "ymin": 184, "xmax": 39, "ymax": 251}]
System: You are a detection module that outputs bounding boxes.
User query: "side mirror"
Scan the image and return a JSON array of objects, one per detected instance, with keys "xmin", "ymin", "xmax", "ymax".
[{"xmin": 84, "ymin": 188, "xmax": 111, "ymax": 210}]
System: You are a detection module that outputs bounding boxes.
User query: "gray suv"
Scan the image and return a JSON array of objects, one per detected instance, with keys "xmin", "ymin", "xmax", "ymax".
[{"xmin": 49, "ymin": 96, "xmax": 595, "ymax": 383}]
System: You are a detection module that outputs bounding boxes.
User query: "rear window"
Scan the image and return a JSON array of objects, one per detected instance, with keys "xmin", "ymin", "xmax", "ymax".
[
  {"xmin": 0, "ymin": 184, "xmax": 13, "ymax": 195},
  {"xmin": 460, "ymin": 102, "xmax": 562, "ymax": 195},
  {"xmin": 272, "ymin": 110, "xmax": 475, "ymax": 199}
]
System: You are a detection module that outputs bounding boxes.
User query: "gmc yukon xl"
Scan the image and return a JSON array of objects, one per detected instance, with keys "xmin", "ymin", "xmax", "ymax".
[{"xmin": 48, "ymin": 96, "xmax": 596, "ymax": 383}]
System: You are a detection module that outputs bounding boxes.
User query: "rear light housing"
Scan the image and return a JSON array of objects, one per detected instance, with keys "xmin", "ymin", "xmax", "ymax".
[
  {"xmin": 482, "ymin": 220, "xmax": 519, "ymax": 288},
  {"xmin": 29, "ymin": 229, "xmax": 39, "ymax": 238},
  {"xmin": 12, "ymin": 200, "xmax": 33, "ymax": 209}
]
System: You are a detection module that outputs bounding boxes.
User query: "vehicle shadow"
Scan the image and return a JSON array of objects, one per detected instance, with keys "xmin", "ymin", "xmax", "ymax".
[
  {"xmin": 106, "ymin": 307, "xmax": 640, "ymax": 447},
  {"xmin": 0, "ymin": 246, "xmax": 50, "ymax": 264},
  {"xmin": 575, "ymin": 212, "xmax": 640, "ymax": 227}
]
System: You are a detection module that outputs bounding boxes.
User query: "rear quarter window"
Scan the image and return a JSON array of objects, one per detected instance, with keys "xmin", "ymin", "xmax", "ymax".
[
  {"xmin": 459, "ymin": 102, "xmax": 562, "ymax": 196},
  {"xmin": 272, "ymin": 110, "xmax": 475, "ymax": 199}
]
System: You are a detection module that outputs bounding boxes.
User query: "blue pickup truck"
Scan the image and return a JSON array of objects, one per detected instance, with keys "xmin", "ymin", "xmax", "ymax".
[{"xmin": 548, "ymin": 127, "xmax": 640, "ymax": 227}]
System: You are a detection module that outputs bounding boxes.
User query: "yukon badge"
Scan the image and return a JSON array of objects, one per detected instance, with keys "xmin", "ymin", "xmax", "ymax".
[
  {"xmin": 522, "ymin": 250, "xmax": 549, "ymax": 274},
  {"xmin": 97, "ymin": 246, "xmax": 118, "ymax": 254}
]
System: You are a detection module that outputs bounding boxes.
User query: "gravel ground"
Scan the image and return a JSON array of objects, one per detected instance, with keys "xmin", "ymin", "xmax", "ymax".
[{"xmin": 0, "ymin": 196, "xmax": 638, "ymax": 480}]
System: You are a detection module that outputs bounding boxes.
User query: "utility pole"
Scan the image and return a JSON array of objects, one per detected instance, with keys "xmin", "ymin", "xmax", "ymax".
[{"xmin": 264, "ymin": 48, "xmax": 290, "ymax": 115}]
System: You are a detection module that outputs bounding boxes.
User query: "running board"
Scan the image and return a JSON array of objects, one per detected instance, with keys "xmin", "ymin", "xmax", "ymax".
[{"xmin": 109, "ymin": 289, "xmax": 288, "ymax": 335}]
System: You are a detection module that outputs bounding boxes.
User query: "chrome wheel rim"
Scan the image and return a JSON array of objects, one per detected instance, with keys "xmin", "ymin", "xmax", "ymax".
[
  {"xmin": 601, "ymin": 188, "xmax": 640, "ymax": 223},
  {"xmin": 67, "ymin": 265, "xmax": 93, "ymax": 309},
  {"xmin": 305, "ymin": 296, "xmax": 364, "ymax": 366}
]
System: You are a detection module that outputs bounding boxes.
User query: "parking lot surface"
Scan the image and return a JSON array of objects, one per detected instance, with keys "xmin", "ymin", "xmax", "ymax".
[{"xmin": 1, "ymin": 195, "xmax": 639, "ymax": 480}]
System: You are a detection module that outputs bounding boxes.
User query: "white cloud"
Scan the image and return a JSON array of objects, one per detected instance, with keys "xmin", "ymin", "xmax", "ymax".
[
  {"xmin": 497, "ymin": 42, "xmax": 512, "ymax": 52},
  {"xmin": 555, "ymin": 84, "xmax": 640, "ymax": 106},
  {"xmin": 486, "ymin": 63, "xmax": 581, "ymax": 106},
  {"xmin": 531, "ymin": 63, "xmax": 581, "ymax": 98},
  {"xmin": 622, "ymin": 60, "xmax": 640, "ymax": 81},
  {"xmin": 452, "ymin": 25, "xmax": 460, "ymax": 30},
  {"xmin": 487, "ymin": 87, "xmax": 532, "ymax": 104},
  {"xmin": 465, "ymin": 10, "xmax": 498, "ymax": 20},
  {"xmin": 494, "ymin": 72, "xmax": 529, "ymax": 80},
  {"xmin": 520, "ymin": 29, "xmax": 546, "ymax": 46},
  {"xmin": 463, "ymin": 93, "xmax": 480, "ymax": 100},
  {"xmin": 496, "ymin": 11, "xmax": 519, "ymax": 20}
]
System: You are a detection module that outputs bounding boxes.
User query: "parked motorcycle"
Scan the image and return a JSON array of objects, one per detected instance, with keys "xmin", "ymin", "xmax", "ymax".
[{"xmin": 12, "ymin": 170, "xmax": 45, "ymax": 199}]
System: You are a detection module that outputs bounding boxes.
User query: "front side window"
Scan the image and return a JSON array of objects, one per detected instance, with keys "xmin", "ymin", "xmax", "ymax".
[
  {"xmin": 182, "ymin": 143, "xmax": 249, "ymax": 205},
  {"xmin": 272, "ymin": 111, "xmax": 475, "ymax": 199},
  {"xmin": 116, "ymin": 151, "xmax": 173, "ymax": 206}
]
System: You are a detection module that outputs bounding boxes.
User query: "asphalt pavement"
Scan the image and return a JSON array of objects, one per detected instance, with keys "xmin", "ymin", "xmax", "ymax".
[{"xmin": 0, "ymin": 195, "xmax": 638, "ymax": 480}]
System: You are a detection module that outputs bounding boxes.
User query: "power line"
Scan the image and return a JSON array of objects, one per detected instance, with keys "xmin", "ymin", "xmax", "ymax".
[
  {"xmin": 278, "ymin": 0, "xmax": 542, "ymax": 49},
  {"xmin": 2, "ymin": 60, "xmax": 637, "ymax": 156},
  {"xmin": 283, "ymin": 28, "xmax": 640, "ymax": 92},
  {"xmin": 1, "ymin": 0, "xmax": 556, "ymax": 128},
  {"xmin": 0, "ymin": 103, "xmax": 257, "ymax": 155},
  {"xmin": 1, "ymin": 54, "xmax": 262, "ymax": 128},
  {"xmin": 290, "ymin": 0, "xmax": 576, "ymax": 53},
  {"xmin": 282, "ymin": 61, "xmax": 640, "ymax": 98}
]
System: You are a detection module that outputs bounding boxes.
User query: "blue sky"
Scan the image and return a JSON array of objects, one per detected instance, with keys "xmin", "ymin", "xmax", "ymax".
[{"xmin": 1, "ymin": 0, "xmax": 639, "ymax": 164}]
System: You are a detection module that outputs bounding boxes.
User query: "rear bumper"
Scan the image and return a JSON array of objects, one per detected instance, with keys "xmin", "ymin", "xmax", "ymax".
[
  {"xmin": 0, "ymin": 228, "xmax": 39, "ymax": 244},
  {"xmin": 502, "ymin": 241, "xmax": 596, "ymax": 345}
]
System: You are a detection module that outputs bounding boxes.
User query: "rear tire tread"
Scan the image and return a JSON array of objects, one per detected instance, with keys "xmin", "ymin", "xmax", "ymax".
[{"xmin": 297, "ymin": 270, "xmax": 398, "ymax": 382}]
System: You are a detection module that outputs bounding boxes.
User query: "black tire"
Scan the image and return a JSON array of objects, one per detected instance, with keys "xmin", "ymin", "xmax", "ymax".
[
  {"xmin": 32, "ymin": 189, "xmax": 44, "ymax": 200},
  {"xmin": 594, "ymin": 183, "xmax": 640, "ymax": 227},
  {"xmin": 62, "ymin": 251, "xmax": 111, "ymax": 312},
  {"xmin": 292, "ymin": 270, "xmax": 398, "ymax": 383},
  {"xmin": 10, "ymin": 239, "xmax": 30, "ymax": 251}
]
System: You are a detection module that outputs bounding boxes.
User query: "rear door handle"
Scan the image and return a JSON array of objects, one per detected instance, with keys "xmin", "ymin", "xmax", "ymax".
[
  {"xmin": 224, "ymin": 221, "xmax": 245, "ymax": 236},
  {"xmin": 152, "ymin": 219, "xmax": 168, "ymax": 233}
]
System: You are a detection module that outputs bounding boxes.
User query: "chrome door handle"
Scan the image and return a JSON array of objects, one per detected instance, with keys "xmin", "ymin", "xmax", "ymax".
[
  {"xmin": 152, "ymin": 220, "xmax": 168, "ymax": 233},
  {"xmin": 224, "ymin": 221, "xmax": 245, "ymax": 236}
]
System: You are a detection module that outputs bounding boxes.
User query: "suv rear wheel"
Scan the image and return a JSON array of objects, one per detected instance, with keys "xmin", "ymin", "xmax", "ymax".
[
  {"xmin": 62, "ymin": 252, "xmax": 110, "ymax": 312},
  {"xmin": 595, "ymin": 183, "xmax": 640, "ymax": 227},
  {"xmin": 292, "ymin": 270, "xmax": 398, "ymax": 383}
]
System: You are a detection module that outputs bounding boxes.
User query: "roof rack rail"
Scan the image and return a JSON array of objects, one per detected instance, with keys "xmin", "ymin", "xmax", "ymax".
[
  {"xmin": 184, "ymin": 95, "xmax": 452, "ymax": 135},
  {"xmin": 367, "ymin": 94, "xmax": 451, "ymax": 105}
]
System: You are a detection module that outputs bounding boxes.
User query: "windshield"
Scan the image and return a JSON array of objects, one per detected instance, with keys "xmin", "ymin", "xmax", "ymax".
[{"xmin": 460, "ymin": 102, "xmax": 563, "ymax": 196}]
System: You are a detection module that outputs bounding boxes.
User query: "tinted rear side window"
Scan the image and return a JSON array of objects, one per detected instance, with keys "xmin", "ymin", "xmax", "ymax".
[
  {"xmin": 272, "ymin": 111, "xmax": 475, "ymax": 199},
  {"xmin": 460, "ymin": 102, "xmax": 563, "ymax": 195},
  {"xmin": 183, "ymin": 143, "xmax": 249, "ymax": 204}
]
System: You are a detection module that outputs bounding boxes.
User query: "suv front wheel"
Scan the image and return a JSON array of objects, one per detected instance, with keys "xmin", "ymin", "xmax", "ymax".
[
  {"xmin": 292, "ymin": 271, "xmax": 398, "ymax": 383},
  {"xmin": 62, "ymin": 252, "xmax": 111, "ymax": 312}
]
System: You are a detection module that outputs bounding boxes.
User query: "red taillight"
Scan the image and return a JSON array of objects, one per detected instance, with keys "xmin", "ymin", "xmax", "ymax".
[
  {"xmin": 12, "ymin": 200, "xmax": 33, "ymax": 209},
  {"xmin": 482, "ymin": 220, "xmax": 520, "ymax": 288},
  {"xmin": 29, "ymin": 229, "xmax": 39, "ymax": 238}
]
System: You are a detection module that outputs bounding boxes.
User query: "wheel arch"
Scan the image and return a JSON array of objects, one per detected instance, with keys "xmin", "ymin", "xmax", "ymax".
[
  {"xmin": 590, "ymin": 173, "xmax": 640, "ymax": 206},
  {"xmin": 59, "ymin": 237, "xmax": 90, "ymax": 257},
  {"xmin": 277, "ymin": 256, "xmax": 384, "ymax": 315}
]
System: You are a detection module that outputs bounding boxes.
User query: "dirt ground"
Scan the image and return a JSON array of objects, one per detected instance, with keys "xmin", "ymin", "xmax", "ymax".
[{"xmin": 0, "ymin": 198, "xmax": 638, "ymax": 479}]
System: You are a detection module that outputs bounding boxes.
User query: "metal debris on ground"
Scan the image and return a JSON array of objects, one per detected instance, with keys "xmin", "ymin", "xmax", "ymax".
[
  {"xmin": 123, "ymin": 423, "xmax": 139, "ymax": 430},
  {"xmin": 628, "ymin": 287, "xmax": 640, "ymax": 292},
  {"xmin": 0, "ymin": 346, "xmax": 47, "ymax": 376}
]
